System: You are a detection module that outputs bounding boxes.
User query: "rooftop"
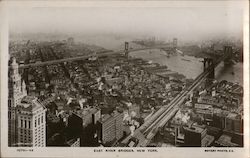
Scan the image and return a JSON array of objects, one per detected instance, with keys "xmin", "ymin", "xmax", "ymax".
[
  {"xmin": 102, "ymin": 114, "xmax": 112, "ymax": 122},
  {"xmin": 195, "ymin": 103, "xmax": 213, "ymax": 109},
  {"xmin": 73, "ymin": 107, "xmax": 100, "ymax": 120},
  {"xmin": 100, "ymin": 110, "xmax": 122, "ymax": 123},
  {"xmin": 202, "ymin": 134, "xmax": 214, "ymax": 146},
  {"xmin": 215, "ymin": 134, "xmax": 239, "ymax": 147},
  {"xmin": 184, "ymin": 124, "xmax": 206, "ymax": 134},
  {"xmin": 66, "ymin": 138, "xmax": 80, "ymax": 146},
  {"xmin": 18, "ymin": 95, "xmax": 45, "ymax": 112},
  {"xmin": 227, "ymin": 112, "xmax": 241, "ymax": 119}
]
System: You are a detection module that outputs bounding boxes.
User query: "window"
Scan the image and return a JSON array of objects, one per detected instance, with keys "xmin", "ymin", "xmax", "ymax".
[
  {"xmin": 24, "ymin": 120, "xmax": 27, "ymax": 128},
  {"xmin": 35, "ymin": 120, "xmax": 37, "ymax": 127},
  {"xmin": 8, "ymin": 100, "xmax": 11, "ymax": 107},
  {"xmin": 41, "ymin": 116, "xmax": 43, "ymax": 124},
  {"xmin": 38, "ymin": 118, "xmax": 40, "ymax": 126},
  {"xmin": 21, "ymin": 120, "xmax": 23, "ymax": 128},
  {"xmin": 28, "ymin": 121, "xmax": 31, "ymax": 129}
]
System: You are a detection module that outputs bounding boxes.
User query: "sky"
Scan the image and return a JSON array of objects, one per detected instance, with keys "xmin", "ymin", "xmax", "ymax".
[{"xmin": 8, "ymin": 5, "xmax": 244, "ymax": 42}]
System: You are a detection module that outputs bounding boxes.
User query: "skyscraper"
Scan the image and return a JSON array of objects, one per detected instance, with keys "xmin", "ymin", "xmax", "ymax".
[
  {"xmin": 8, "ymin": 58, "xmax": 47, "ymax": 147},
  {"xmin": 16, "ymin": 96, "xmax": 47, "ymax": 147},
  {"xmin": 183, "ymin": 124, "xmax": 214, "ymax": 147},
  {"xmin": 98, "ymin": 110, "xmax": 123, "ymax": 145}
]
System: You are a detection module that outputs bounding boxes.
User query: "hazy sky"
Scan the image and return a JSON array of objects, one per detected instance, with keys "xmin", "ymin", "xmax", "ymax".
[{"xmin": 9, "ymin": 6, "xmax": 244, "ymax": 41}]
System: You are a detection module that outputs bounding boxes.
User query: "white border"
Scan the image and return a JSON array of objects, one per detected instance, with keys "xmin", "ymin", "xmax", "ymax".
[{"xmin": 0, "ymin": 1, "xmax": 249, "ymax": 158}]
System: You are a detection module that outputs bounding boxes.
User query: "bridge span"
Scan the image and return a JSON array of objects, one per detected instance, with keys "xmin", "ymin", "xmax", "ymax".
[
  {"xmin": 17, "ymin": 44, "xmax": 178, "ymax": 69},
  {"xmin": 120, "ymin": 53, "xmax": 230, "ymax": 147}
]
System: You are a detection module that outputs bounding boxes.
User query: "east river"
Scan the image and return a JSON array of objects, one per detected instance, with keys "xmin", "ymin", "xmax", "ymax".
[{"xmin": 130, "ymin": 49, "xmax": 243, "ymax": 86}]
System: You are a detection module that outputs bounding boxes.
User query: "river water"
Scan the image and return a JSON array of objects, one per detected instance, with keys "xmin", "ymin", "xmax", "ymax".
[{"xmin": 130, "ymin": 49, "xmax": 243, "ymax": 86}]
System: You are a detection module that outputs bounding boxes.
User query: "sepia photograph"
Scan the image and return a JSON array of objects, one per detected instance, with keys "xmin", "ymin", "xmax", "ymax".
[{"xmin": 1, "ymin": 0, "xmax": 249, "ymax": 158}]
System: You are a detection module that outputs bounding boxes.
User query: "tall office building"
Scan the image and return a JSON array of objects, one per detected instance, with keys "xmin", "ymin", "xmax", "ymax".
[
  {"xmin": 8, "ymin": 58, "xmax": 47, "ymax": 147},
  {"xmin": 98, "ymin": 110, "xmax": 123, "ymax": 145},
  {"xmin": 16, "ymin": 96, "xmax": 47, "ymax": 147},
  {"xmin": 183, "ymin": 124, "xmax": 214, "ymax": 147},
  {"xmin": 8, "ymin": 58, "xmax": 27, "ymax": 146},
  {"xmin": 225, "ymin": 113, "xmax": 243, "ymax": 134},
  {"xmin": 67, "ymin": 107, "xmax": 101, "ymax": 146}
]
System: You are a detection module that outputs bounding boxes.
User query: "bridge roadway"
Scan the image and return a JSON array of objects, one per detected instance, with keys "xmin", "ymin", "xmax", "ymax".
[
  {"xmin": 18, "ymin": 45, "xmax": 175, "ymax": 69},
  {"xmin": 120, "ymin": 55, "xmax": 227, "ymax": 147}
]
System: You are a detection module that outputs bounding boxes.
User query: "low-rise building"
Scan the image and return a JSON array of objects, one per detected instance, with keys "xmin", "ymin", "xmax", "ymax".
[
  {"xmin": 66, "ymin": 138, "xmax": 80, "ymax": 147},
  {"xmin": 215, "ymin": 134, "xmax": 241, "ymax": 147}
]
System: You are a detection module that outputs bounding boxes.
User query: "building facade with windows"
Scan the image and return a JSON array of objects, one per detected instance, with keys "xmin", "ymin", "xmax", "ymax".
[
  {"xmin": 99, "ymin": 110, "xmax": 123, "ymax": 144},
  {"xmin": 8, "ymin": 58, "xmax": 47, "ymax": 147}
]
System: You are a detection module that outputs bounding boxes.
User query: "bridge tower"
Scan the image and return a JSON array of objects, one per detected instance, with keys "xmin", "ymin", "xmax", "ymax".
[
  {"xmin": 203, "ymin": 58, "xmax": 215, "ymax": 79},
  {"xmin": 223, "ymin": 46, "xmax": 233, "ymax": 66},
  {"xmin": 125, "ymin": 42, "xmax": 129, "ymax": 58},
  {"xmin": 173, "ymin": 38, "xmax": 177, "ymax": 49}
]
